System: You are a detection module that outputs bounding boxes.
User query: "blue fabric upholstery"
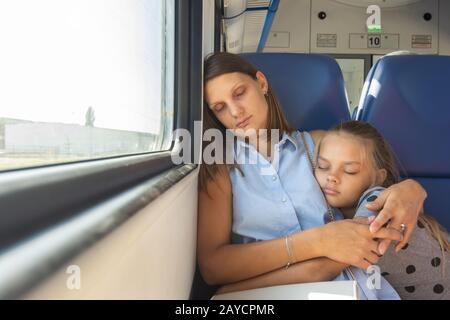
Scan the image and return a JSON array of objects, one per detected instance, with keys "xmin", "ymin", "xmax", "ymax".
[
  {"xmin": 357, "ymin": 55, "xmax": 450, "ymax": 229},
  {"xmin": 242, "ymin": 53, "xmax": 350, "ymax": 131}
]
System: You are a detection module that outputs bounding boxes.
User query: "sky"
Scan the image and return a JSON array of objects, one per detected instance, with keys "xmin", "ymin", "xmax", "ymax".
[{"xmin": 0, "ymin": 0, "xmax": 166, "ymax": 135}]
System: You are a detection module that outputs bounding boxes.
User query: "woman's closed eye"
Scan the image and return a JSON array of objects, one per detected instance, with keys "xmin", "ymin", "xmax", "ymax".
[
  {"xmin": 234, "ymin": 87, "xmax": 245, "ymax": 98},
  {"xmin": 213, "ymin": 103, "xmax": 225, "ymax": 112}
]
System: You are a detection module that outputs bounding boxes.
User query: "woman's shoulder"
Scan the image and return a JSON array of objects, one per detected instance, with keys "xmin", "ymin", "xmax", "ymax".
[
  {"xmin": 308, "ymin": 130, "xmax": 326, "ymax": 147},
  {"xmin": 288, "ymin": 129, "xmax": 323, "ymax": 153},
  {"xmin": 199, "ymin": 164, "xmax": 232, "ymax": 197}
]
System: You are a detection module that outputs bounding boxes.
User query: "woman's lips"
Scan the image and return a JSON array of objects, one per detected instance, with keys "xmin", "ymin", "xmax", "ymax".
[
  {"xmin": 236, "ymin": 115, "xmax": 252, "ymax": 129},
  {"xmin": 323, "ymin": 187, "xmax": 340, "ymax": 196}
]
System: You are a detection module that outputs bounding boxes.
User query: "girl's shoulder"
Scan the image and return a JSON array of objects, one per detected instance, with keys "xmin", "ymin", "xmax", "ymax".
[{"xmin": 354, "ymin": 186, "xmax": 386, "ymax": 218}]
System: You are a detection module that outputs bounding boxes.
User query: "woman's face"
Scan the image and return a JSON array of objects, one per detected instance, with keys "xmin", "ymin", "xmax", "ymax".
[
  {"xmin": 314, "ymin": 132, "xmax": 385, "ymax": 216},
  {"xmin": 204, "ymin": 71, "xmax": 269, "ymax": 135}
]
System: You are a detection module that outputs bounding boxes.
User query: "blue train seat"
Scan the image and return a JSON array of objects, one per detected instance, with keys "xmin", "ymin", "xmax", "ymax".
[
  {"xmin": 356, "ymin": 55, "xmax": 450, "ymax": 230},
  {"xmin": 242, "ymin": 53, "xmax": 350, "ymax": 131}
]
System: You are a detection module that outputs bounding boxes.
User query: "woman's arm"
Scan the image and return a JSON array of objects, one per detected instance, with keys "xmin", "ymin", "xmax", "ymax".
[
  {"xmin": 215, "ymin": 257, "xmax": 347, "ymax": 295},
  {"xmin": 365, "ymin": 179, "xmax": 427, "ymax": 253},
  {"xmin": 198, "ymin": 167, "xmax": 403, "ymax": 285},
  {"xmin": 198, "ymin": 167, "xmax": 325, "ymax": 285}
]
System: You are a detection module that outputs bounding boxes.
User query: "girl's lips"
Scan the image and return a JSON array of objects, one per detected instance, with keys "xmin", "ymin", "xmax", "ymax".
[
  {"xmin": 236, "ymin": 115, "xmax": 252, "ymax": 128},
  {"xmin": 323, "ymin": 187, "xmax": 339, "ymax": 196}
]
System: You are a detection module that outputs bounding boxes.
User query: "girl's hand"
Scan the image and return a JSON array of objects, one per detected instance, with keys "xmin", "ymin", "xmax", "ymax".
[
  {"xmin": 320, "ymin": 220, "xmax": 403, "ymax": 270},
  {"xmin": 365, "ymin": 179, "xmax": 427, "ymax": 254}
]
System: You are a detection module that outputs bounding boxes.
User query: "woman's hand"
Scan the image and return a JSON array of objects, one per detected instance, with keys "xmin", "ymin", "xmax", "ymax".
[
  {"xmin": 365, "ymin": 179, "xmax": 427, "ymax": 254},
  {"xmin": 320, "ymin": 219, "xmax": 403, "ymax": 270}
]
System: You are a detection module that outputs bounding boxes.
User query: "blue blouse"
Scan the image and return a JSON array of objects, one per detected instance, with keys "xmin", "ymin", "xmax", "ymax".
[{"xmin": 230, "ymin": 131, "xmax": 329, "ymax": 243}]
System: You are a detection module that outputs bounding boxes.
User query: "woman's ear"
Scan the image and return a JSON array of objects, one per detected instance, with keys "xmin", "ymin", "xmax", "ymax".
[
  {"xmin": 255, "ymin": 71, "xmax": 269, "ymax": 94},
  {"xmin": 376, "ymin": 168, "xmax": 387, "ymax": 185}
]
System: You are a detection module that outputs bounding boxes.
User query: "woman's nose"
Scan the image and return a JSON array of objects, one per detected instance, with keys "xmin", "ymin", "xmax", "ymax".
[{"xmin": 228, "ymin": 102, "xmax": 244, "ymax": 118}]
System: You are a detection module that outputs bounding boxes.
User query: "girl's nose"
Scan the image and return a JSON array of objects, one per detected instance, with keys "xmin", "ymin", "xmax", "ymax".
[{"xmin": 327, "ymin": 175, "xmax": 338, "ymax": 184}]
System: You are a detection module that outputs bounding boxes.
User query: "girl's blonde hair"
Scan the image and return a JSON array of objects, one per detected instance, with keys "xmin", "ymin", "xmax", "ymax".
[{"xmin": 329, "ymin": 121, "xmax": 449, "ymax": 255}]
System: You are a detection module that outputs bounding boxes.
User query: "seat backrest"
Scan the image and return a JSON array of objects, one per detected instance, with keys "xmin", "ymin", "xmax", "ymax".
[
  {"xmin": 357, "ymin": 55, "xmax": 450, "ymax": 229},
  {"xmin": 242, "ymin": 53, "xmax": 350, "ymax": 131}
]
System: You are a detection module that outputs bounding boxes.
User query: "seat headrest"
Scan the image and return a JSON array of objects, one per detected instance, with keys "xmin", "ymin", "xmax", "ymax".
[
  {"xmin": 242, "ymin": 53, "xmax": 350, "ymax": 131},
  {"xmin": 358, "ymin": 55, "xmax": 450, "ymax": 177}
]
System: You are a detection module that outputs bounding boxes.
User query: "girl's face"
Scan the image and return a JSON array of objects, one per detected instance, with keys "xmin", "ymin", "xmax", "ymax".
[
  {"xmin": 314, "ymin": 132, "xmax": 386, "ymax": 217},
  {"xmin": 204, "ymin": 71, "xmax": 269, "ymax": 135}
]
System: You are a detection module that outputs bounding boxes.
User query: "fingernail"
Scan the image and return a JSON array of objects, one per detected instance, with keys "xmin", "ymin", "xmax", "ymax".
[{"xmin": 369, "ymin": 223, "xmax": 378, "ymax": 233}]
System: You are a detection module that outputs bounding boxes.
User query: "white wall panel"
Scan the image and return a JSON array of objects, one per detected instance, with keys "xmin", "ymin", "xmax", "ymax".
[{"xmin": 23, "ymin": 169, "xmax": 199, "ymax": 299}]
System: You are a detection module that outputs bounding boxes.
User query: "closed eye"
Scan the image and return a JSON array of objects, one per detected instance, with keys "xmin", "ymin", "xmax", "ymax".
[
  {"xmin": 213, "ymin": 103, "xmax": 225, "ymax": 112},
  {"xmin": 235, "ymin": 88, "xmax": 245, "ymax": 97}
]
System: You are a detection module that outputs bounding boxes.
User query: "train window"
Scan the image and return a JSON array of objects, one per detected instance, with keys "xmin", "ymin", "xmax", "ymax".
[
  {"xmin": 0, "ymin": 0, "xmax": 174, "ymax": 172},
  {"xmin": 327, "ymin": 55, "xmax": 371, "ymax": 113},
  {"xmin": 335, "ymin": 58, "xmax": 365, "ymax": 112}
]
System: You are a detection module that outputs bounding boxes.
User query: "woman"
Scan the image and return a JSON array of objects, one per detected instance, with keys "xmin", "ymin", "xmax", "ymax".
[{"xmin": 197, "ymin": 52, "xmax": 426, "ymax": 295}]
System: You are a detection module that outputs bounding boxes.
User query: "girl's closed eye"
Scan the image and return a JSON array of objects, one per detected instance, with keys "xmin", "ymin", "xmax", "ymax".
[{"xmin": 317, "ymin": 160, "xmax": 329, "ymax": 170}]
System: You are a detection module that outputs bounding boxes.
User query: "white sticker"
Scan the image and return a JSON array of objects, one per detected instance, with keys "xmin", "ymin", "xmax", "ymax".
[
  {"xmin": 412, "ymin": 35, "xmax": 432, "ymax": 49},
  {"xmin": 317, "ymin": 34, "xmax": 337, "ymax": 48}
]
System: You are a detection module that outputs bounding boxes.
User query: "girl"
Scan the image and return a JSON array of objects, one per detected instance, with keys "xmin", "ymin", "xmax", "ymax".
[{"xmin": 314, "ymin": 120, "xmax": 450, "ymax": 299}]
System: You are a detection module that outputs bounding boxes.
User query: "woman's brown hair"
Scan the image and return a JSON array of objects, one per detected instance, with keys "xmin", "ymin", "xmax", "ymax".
[
  {"xmin": 199, "ymin": 52, "xmax": 294, "ymax": 193},
  {"xmin": 329, "ymin": 120, "xmax": 449, "ymax": 254}
]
